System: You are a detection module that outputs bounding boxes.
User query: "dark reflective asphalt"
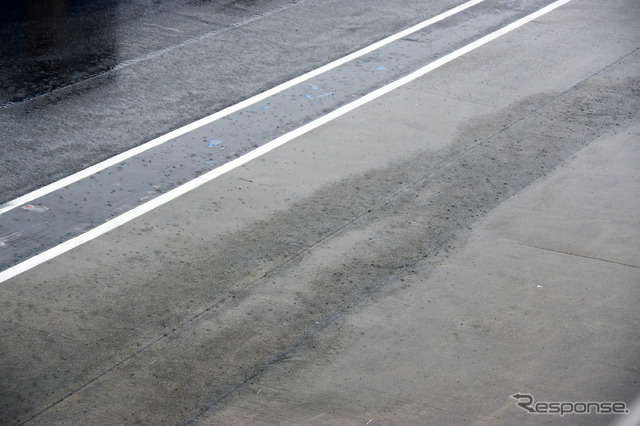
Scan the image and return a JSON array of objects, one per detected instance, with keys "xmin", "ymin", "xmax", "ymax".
[
  {"xmin": 0, "ymin": 0, "xmax": 560, "ymax": 274},
  {"xmin": 0, "ymin": 0, "xmax": 277, "ymax": 106},
  {"xmin": 0, "ymin": 0, "xmax": 118, "ymax": 105},
  {"xmin": 1, "ymin": 0, "xmax": 467, "ymax": 204}
]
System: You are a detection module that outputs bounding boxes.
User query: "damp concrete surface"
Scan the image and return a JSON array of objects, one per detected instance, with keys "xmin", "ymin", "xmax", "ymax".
[{"xmin": 0, "ymin": 0, "xmax": 639, "ymax": 424}]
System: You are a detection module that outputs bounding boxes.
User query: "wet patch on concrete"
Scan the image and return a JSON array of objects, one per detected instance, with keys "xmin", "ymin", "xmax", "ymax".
[
  {"xmin": 2, "ymin": 63, "xmax": 637, "ymax": 422},
  {"xmin": 185, "ymin": 79, "xmax": 639, "ymax": 420}
]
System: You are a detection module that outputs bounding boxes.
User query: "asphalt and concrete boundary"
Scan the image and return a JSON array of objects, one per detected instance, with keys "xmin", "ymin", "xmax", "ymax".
[{"xmin": 0, "ymin": 0, "xmax": 638, "ymax": 424}]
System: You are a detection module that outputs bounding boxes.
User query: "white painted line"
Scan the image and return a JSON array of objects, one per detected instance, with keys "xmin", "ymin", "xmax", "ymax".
[
  {"xmin": 0, "ymin": 0, "xmax": 573, "ymax": 284},
  {"xmin": 0, "ymin": 0, "xmax": 486, "ymax": 216}
]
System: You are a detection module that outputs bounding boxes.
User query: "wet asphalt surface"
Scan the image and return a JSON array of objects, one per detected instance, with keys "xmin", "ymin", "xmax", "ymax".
[
  {"xmin": 0, "ymin": 0, "xmax": 559, "ymax": 274},
  {"xmin": 1, "ymin": 0, "xmax": 464, "ymax": 204},
  {"xmin": 1, "ymin": 0, "xmax": 639, "ymax": 423}
]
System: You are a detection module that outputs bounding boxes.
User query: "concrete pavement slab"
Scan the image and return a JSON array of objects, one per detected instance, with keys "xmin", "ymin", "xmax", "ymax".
[
  {"xmin": 204, "ymin": 116, "xmax": 640, "ymax": 426},
  {"xmin": 407, "ymin": 2, "xmax": 640, "ymax": 108},
  {"xmin": 485, "ymin": 126, "xmax": 640, "ymax": 268},
  {"xmin": 1, "ymin": 0, "xmax": 638, "ymax": 423}
]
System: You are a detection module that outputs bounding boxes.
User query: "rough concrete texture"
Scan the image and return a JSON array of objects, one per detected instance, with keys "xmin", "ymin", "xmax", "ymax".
[
  {"xmin": 204, "ymin": 124, "xmax": 640, "ymax": 424},
  {"xmin": 0, "ymin": 0, "xmax": 638, "ymax": 424}
]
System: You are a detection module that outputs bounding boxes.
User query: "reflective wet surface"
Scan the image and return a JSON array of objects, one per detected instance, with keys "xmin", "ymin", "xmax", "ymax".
[
  {"xmin": 2, "ymin": 0, "xmax": 638, "ymax": 423},
  {"xmin": 0, "ymin": 0, "xmax": 300, "ymax": 106},
  {"xmin": 2, "ymin": 0, "xmax": 475, "ymax": 207},
  {"xmin": 0, "ymin": 0, "xmax": 556, "ymax": 273},
  {"xmin": 0, "ymin": 0, "xmax": 120, "ymax": 105}
]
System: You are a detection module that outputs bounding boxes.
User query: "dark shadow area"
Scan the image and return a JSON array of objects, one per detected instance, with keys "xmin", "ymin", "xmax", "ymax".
[{"xmin": 0, "ymin": 0, "xmax": 119, "ymax": 106}]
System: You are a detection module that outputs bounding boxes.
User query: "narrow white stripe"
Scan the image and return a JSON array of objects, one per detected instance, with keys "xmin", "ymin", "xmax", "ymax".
[
  {"xmin": 0, "ymin": 0, "xmax": 572, "ymax": 284},
  {"xmin": 0, "ymin": 0, "xmax": 486, "ymax": 216}
]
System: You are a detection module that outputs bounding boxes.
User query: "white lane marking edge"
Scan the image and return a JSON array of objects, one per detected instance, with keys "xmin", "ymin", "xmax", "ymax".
[
  {"xmin": 0, "ymin": 0, "xmax": 572, "ymax": 284},
  {"xmin": 0, "ymin": 0, "xmax": 486, "ymax": 215}
]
